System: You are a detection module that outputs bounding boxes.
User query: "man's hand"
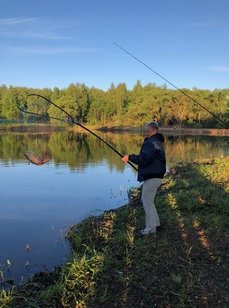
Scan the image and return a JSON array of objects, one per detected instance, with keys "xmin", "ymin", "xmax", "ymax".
[{"xmin": 122, "ymin": 155, "xmax": 129, "ymax": 162}]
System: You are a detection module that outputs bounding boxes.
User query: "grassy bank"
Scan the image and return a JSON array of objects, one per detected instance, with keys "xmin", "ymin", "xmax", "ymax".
[
  {"xmin": 1, "ymin": 158, "xmax": 229, "ymax": 307},
  {"xmin": 0, "ymin": 123, "xmax": 65, "ymax": 133}
]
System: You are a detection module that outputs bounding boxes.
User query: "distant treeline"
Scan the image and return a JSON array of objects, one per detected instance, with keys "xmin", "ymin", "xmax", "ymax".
[{"xmin": 0, "ymin": 82, "xmax": 228, "ymax": 128}]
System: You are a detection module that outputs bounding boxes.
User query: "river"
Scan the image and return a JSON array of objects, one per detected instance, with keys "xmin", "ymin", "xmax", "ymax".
[{"xmin": 0, "ymin": 130, "xmax": 228, "ymax": 286}]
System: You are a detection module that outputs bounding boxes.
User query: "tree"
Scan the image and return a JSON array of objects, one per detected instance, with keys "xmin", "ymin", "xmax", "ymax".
[
  {"xmin": 48, "ymin": 84, "xmax": 90, "ymax": 123},
  {"xmin": 0, "ymin": 87, "xmax": 20, "ymax": 120},
  {"xmin": 87, "ymin": 87, "xmax": 106, "ymax": 124}
]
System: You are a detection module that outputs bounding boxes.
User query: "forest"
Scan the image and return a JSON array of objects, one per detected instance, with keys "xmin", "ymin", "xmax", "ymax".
[{"xmin": 0, "ymin": 82, "xmax": 228, "ymax": 128}]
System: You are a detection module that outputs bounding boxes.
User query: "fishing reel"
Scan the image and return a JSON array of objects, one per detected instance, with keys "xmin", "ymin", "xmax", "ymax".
[{"xmin": 67, "ymin": 116, "xmax": 75, "ymax": 125}]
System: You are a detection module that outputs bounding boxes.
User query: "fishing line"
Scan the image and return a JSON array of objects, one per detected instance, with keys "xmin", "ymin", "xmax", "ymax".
[
  {"xmin": 17, "ymin": 93, "xmax": 138, "ymax": 172},
  {"xmin": 113, "ymin": 42, "xmax": 228, "ymax": 128},
  {"xmin": 17, "ymin": 102, "xmax": 67, "ymax": 123}
]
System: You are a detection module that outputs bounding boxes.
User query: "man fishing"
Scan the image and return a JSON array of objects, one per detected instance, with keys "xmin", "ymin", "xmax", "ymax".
[{"xmin": 122, "ymin": 121, "xmax": 166, "ymax": 235}]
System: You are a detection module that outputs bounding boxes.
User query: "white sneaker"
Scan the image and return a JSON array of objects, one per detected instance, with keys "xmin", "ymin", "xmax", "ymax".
[{"xmin": 138, "ymin": 229, "xmax": 156, "ymax": 236}]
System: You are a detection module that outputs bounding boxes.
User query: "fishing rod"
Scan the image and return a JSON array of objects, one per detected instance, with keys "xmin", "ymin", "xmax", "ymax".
[
  {"xmin": 17, "ymin": 93, "xmax": 138, "ymax": 172},
  {"xmin": 114, "ymin": 42, "xmax": 229, "ymax": 128}
]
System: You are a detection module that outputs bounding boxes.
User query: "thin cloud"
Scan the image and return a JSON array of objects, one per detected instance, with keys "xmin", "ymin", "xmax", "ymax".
[
  {"xmin": 186, "ymin": 21, "xmax": 219, "ymax": 28},
  {"xmin": 0, "ymin": 17, "xmax": 80, "ymax": 40},
  {"xmin": 2, "ymin": 45, "xmax": 99, "ymax": 55},
  {"xmin": 209, "ymin": 66, "xmax": 229, "ymax": 72},
  {"xmin": 0, "ymin": 30, "xmax": 67, "ymax": 40},
  {"xmin": 0, "ymin": 17, "xmax": 41, "ymax": 25}
]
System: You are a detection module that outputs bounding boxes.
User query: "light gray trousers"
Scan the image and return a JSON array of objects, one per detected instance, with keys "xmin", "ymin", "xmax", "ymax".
[{"xmin": 142, "ymin": 178, "xmax": 162, "ymax": 233}]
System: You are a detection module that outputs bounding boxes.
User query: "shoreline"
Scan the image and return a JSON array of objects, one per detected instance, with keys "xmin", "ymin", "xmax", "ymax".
[{"xmin": 0, "ymin": 123, "xmax": 228, "ymax": 136}]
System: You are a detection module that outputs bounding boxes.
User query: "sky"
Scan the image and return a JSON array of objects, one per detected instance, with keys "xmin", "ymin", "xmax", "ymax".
[{"xmin": 0, "ymin": 0, "xmax": 229, "ymax": 91}]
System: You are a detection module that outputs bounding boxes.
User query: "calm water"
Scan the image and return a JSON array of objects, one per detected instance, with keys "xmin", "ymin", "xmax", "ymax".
[{"xmin": 0, "ymin": 131, "xmax": 228, "ymax": 286}]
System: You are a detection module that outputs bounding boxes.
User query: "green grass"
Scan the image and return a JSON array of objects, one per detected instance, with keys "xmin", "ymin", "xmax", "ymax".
[{"xmin": 1, "ymin": 157, "xmax": 228, "ymax": 307}]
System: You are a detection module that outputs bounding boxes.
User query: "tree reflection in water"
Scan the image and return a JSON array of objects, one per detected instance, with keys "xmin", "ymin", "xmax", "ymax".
[{"xmin": 0, "ymin": 131, "xmax": 228, "ymax": 168}]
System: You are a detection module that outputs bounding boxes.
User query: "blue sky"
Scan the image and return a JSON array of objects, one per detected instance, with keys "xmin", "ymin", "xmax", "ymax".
[{"xmin": 0, "ymin": 0, "xmax": 228, "ymax": 90}]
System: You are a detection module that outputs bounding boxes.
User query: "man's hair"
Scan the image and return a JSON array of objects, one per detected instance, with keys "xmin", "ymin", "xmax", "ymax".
[{"xmin": 145, "ymin": 121, "xmax": 159, "ymax": 131}]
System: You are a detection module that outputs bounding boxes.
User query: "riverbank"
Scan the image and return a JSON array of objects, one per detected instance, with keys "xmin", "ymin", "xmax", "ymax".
[
  {"xmin": 0, "ymin": 123, "xmax": 65, "ymax": 133},
  {"xmin": 0, "ymin": 123, "xmax": 229, "ymax": 136},
  {"xmin": 1, "ymin": 157, "xmax": 228, "ymax": 307},
  {"xmin": 98, "ymin": 126, "xmax": 229, "ymax": 137}
]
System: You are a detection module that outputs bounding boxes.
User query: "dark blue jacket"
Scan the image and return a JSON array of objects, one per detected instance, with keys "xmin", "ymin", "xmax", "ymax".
[{"xmin": 129, "ymin": 135, "xmax": 166, "ymax": 182}]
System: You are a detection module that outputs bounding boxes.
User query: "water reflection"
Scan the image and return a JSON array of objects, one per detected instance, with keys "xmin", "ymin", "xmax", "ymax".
[
  {"xmin": 0, "ymin": 131, "xmax": 228, "ymax": 168},
  {"xmin": 0, "ymin": 131, "xmax": 228, "ymax": 286}
]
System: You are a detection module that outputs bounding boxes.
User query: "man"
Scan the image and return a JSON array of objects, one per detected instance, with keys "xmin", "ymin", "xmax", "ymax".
[{"xmin": 122, "ymin": 121, "xmax": 166, "ymax": 235}]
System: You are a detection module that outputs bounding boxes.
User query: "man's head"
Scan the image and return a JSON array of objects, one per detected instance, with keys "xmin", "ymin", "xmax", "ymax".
[{"xmin": 143, "ymin": 121, "xmax": 159, "ymax": 138}]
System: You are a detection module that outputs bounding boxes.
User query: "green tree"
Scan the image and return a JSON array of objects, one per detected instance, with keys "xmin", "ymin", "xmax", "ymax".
[
  {"xmin": 87, "ymin": 87, "xmax": 106, "ymax": 124},
  {"xmin": 0, "ymin": 87, "xmax": 20, "ymax": 120}
]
